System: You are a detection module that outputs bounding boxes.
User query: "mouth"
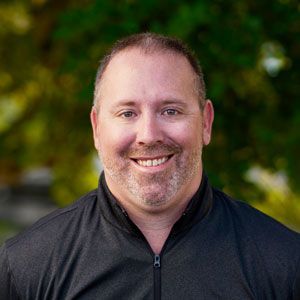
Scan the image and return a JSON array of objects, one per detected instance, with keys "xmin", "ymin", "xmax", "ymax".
[{"xmin": 131, "ymin": 155, "xmax": 173, "ymax": 167}]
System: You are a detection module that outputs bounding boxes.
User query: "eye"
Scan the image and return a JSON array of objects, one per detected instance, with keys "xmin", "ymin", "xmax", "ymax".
[
  {"xmin": 163, "ymin": 109, "xmax": 178, "ymax": 116},
  {"xmin": 121, "ymin": 111, "xmax": 135, "ymax": 118}
]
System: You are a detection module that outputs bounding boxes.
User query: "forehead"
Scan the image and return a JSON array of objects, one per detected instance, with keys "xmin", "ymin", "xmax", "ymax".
[
  {"xmin": 98, "ymin": 48, "xmax": 198, "ymax": 105},
  {"xmin": 105, "ymin": 48, "xmax": 195, "ymax": 80}
]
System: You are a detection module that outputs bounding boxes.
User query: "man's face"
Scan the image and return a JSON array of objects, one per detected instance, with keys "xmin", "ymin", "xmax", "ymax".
[{"xmin": 91, "ymin": 48, "xmax": 213, "ymax": 213}]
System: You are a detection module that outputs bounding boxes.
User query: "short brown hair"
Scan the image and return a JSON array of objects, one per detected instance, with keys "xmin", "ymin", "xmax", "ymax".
[{"xmin": 94, "ymin": 32, "xmax": 206, "ymax": 109}]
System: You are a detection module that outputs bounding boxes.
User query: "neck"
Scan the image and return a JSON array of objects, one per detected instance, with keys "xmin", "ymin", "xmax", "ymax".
[{"xmin": 126, "ymin": 203, "xmax": 186, "ymax": 254}]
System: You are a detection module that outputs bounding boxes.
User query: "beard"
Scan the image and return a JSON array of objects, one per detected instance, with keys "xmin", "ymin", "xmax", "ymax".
[{"xmin": 100, "ymin": 142, "xmax": 203, "ymax": 208}]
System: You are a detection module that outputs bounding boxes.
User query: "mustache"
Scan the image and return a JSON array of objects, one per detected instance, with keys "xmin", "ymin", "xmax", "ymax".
[{"xmin": 125, "ymin": 143, "xmax": 181, "ymax": 157}]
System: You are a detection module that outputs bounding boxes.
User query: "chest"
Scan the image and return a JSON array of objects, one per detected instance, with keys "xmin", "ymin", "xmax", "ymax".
[{"xmin": 15, "ymin": 220, "xmax": 287, "ymax": 300}]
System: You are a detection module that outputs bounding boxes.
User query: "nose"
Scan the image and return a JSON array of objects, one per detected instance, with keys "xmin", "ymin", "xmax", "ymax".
[{"xmin": 136, "ymin": 113, "xmax": 164, "ymax": 145}]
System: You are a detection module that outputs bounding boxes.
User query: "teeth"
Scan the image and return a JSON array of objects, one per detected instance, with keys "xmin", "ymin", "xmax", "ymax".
[{"xmin": 137, "ymin": 156, "xmax": 169, "ymax": 167}]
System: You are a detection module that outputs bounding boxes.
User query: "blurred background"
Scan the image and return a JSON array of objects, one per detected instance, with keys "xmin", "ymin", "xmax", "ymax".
[{"xmin": 0, "ymin": 0, "xmax": 299, "ymax": 245}]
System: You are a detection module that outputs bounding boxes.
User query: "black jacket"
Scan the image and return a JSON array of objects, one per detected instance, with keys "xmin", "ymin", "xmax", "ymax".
[{"xmin": 1, "ymin": 173, "xmax": 300, "ymax": 300}]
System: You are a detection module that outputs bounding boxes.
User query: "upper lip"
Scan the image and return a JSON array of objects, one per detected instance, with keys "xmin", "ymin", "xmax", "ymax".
[{"xmin": 130, "ymin": 154, "xmax": 173, "ymax": 160}]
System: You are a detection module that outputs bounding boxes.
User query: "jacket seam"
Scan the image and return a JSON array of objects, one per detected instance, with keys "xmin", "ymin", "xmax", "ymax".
[{"xmin": 4, "ymin": 245, "xmax": 22, "ymax": 299}]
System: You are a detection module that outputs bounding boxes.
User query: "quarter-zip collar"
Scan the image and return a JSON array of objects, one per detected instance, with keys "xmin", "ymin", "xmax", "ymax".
[{"xmin": 97, "ymin": 171, "xmax": 213, "ymax": 236}]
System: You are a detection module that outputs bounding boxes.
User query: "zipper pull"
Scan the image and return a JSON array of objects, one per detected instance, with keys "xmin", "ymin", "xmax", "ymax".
[{"xmin": 153, "ymin": 254, "xmax": 161, "ymax": 268}]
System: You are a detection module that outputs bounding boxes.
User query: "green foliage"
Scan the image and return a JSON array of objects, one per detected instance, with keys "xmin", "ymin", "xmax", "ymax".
[
  {"xmin": 0, "ymin": 221, "xmax": 21, "ymax": 246},
  {"xmin": 245, "ymin": 166, "xmax": 300, "ymax": 231},
  {"xmin": 0, "ymin": 0, "xmax": 299, "ymax": 229}
]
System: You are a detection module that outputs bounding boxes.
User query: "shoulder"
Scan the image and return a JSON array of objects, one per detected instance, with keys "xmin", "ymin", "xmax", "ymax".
[
  {"xmin": 212, "ymin": 188, "xmax": 300, "ymax": 275},
  {"xmin": 212, "ymin": 188, "xmax": 300, "ymax": 298},
  {"xmin": 212, "ymin": 187, "xmax": 300, "ymax": 265},
  {"xmin": 213, "ymin": 188, "xmax": 300, "ymax": 247},
  {"xmin": 0, "ymin": 189, "xmax": 99, "ymax": 297},
  {"xmin": 4, "ymin": 189, "xmax": 98, "ymax": 258}
]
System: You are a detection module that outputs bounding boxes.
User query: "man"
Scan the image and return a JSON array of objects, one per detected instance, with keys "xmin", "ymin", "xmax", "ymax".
[{"xmin": 1, "ymin": 33, "xmax": 299, "ymax": 299}]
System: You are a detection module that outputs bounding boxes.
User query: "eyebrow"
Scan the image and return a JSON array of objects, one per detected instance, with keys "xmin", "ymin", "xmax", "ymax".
[
  {"xmin": 112, "ymin": 100, "xmax": 137, "ymax": 108},
  {"xmin": 111, "ymin": 98, "xmax": 188, "ymax": 108},
  {"xmin": 159, "ymin": 99, "xmax": 188, "ymax": 106}
]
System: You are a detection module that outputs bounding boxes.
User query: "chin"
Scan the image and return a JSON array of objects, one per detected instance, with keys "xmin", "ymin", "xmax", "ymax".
[
  {"xmin": 132, "ymin": 183, "xmax": 177, "ymax": 209},
  {"xmin": 139, "ymin": 192, "xmax": 168, "ymax": 207}
]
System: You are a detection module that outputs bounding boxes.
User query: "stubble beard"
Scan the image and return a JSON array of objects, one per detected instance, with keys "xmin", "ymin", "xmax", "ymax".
[{"xmin": 100, "ymin": 144, "xmax": 202, "ymax": 209}]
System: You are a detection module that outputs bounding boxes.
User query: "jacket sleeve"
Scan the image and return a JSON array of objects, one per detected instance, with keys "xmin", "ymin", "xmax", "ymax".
[{"xmin": 0, "ymin": 244, "xmax": 20, "ymax": 300}]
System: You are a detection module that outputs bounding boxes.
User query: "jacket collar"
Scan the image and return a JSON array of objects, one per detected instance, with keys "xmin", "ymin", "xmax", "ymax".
[{"xmin": 97, "ymin": 171, "xmax": 214, "ymax": 236}]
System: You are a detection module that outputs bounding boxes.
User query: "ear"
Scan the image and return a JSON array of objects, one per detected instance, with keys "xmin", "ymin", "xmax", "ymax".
[
  {"xmin": 202, "ymin": 100, "xmax": 214, "ymax": 146},
  {"xmin": 90, "ymin": 106, "xmax": 101, "ymax": 150}
]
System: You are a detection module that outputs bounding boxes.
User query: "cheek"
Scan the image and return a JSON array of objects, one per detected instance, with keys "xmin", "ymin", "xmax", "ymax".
[
  {"xmin": 166, "ymin": 120, "xmax": 202, "ymax": 147},
  {"xmin": 99, "ymin": 123, "xmax": 135, "ymax": 154}
]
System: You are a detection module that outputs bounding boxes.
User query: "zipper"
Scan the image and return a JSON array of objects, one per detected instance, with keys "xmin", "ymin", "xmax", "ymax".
[{"xmin": 153, "ymin": 254, "xmax": 161, "ymax": 300}]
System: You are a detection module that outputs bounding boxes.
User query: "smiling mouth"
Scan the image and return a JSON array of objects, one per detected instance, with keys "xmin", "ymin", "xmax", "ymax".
[{"xmin": 132, "ymin": 155, "xmax": 173, "ymax": 167}]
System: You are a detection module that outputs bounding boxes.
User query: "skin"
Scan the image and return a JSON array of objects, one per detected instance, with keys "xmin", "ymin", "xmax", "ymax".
[{"xmin": 91, "ymin": 48, "xmax": 214, "ymax": 253}]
